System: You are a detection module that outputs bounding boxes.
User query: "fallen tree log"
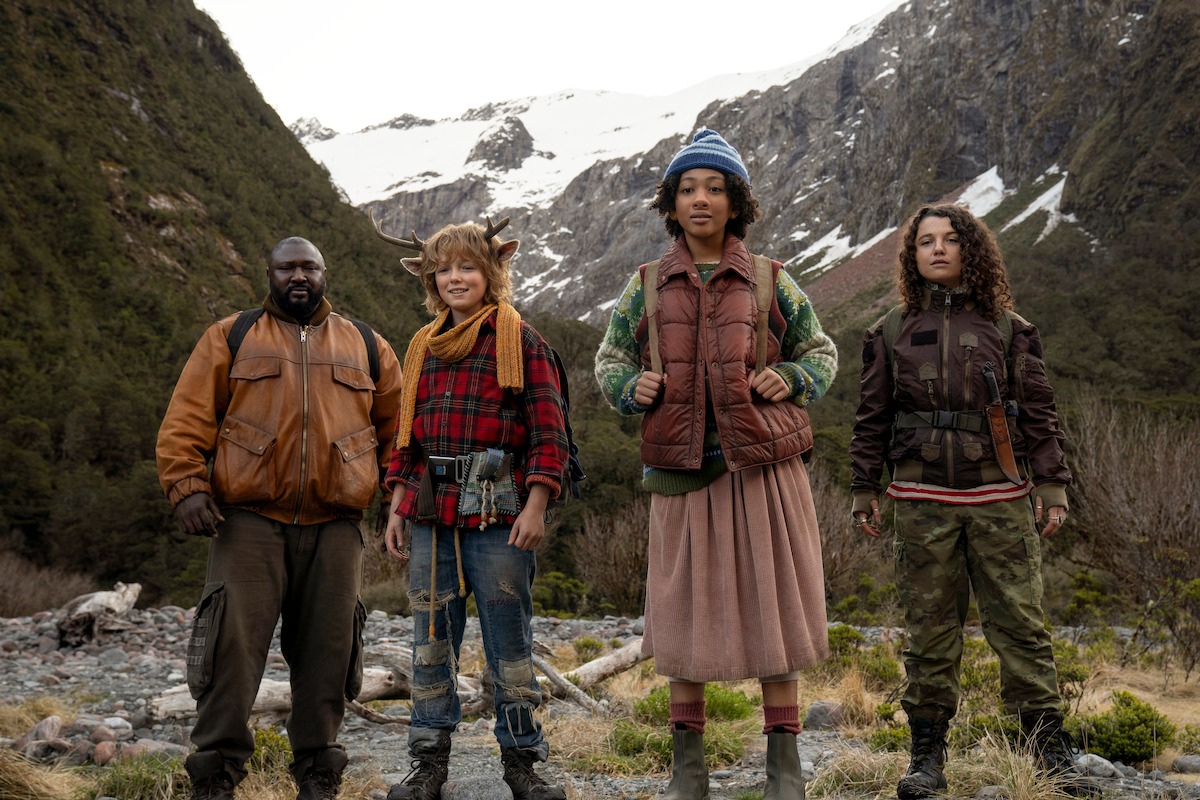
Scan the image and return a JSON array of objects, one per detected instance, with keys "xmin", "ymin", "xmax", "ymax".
[{"xmin": 150, "ymin": 667, "xmax": 408, "ymax": 720}]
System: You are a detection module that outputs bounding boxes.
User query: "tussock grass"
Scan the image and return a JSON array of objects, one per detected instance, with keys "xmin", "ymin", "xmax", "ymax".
[
  {"xmin": 0, "ymin": 695, "xmax": 75, "ymax": 738},
  {"xmin": 0, "ymin": 750, "xmax": 88, "ymax": 800}
]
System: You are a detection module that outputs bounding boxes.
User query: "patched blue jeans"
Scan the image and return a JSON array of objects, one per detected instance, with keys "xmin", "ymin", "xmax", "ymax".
[{"xmin": 406, "ymin": 523, "xmax": 548, "ymax": 758}]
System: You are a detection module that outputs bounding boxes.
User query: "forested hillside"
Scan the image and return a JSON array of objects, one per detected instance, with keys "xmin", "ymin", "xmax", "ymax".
[{"xmin": 0, "ymin": 0, "xmax": 433, "ymax": 601}]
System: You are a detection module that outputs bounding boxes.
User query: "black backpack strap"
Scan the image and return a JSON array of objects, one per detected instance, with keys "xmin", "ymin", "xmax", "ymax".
[
  {"xmin": 226, "ymin": 307, "xmax": 266, "ymax": 363},
  {"xmin": 348, "ymin": 317, "xmax": 380, "ymax": 383},
  {"xmin": 550, "ymin": 347, "xmax": 586, "ymax": 500},
  {"xmin": 227, "ymin": 308, "xmax": 379, "ymax": 383}
]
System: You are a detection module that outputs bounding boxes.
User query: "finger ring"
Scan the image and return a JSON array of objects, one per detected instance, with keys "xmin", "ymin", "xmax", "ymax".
[{"xmin": 1053, "ymin": 516, "xmax": 1064, "ymax": 524}]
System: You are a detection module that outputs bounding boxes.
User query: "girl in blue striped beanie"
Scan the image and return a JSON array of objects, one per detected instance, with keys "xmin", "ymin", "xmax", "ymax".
[{"xmin": 594, "ymin": 127, "xmax": 837, "ymax": 800}]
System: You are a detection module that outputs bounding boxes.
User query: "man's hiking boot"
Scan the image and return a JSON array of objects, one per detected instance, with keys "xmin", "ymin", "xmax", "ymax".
[
  {"xmin": 500, "ymin": 747, "xmax": 567, "ymax": 800},
  {"xmin": 764, "ymin": 731, "xmax": 805, "ymax": 800},
  {"xmin": 387, "ymin": 730, "xmax": 451, "ymax": 800},
  {"xmin": 295, "ymin": 748, "xmax": 349, "ymax": 800},
  {"xmin": 296, "ymin": 768, "xmax": 340, "ymax": 800},
  {"xmin": 896, "ymin": 718, "xmax": 949, "ymax": 800},
  {"xmin": 660, "ymin": 727, "xmax": 710, "ymax": 800},
  {"xmin": 186, "ymin": 751, "xmax": 236, "ymax": 800},
  {"xmin": 1021, "ymin": 711, "xmax": 1100, "ymax": 798}
]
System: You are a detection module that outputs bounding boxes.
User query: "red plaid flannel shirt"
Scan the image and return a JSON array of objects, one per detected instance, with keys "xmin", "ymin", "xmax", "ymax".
[{"xmin": 385, "ymin": 316, "xmax": 567, "ymax": 529}]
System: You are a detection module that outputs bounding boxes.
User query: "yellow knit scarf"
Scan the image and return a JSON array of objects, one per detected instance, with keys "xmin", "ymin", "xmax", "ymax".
[{"xmin": 394, "ymin": 302, "xmax": 524, "ymax": 449}]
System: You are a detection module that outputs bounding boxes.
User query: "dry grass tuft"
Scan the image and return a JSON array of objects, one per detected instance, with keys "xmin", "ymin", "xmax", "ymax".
[
  {"xmin": 0, "ymin": 696, "xmax": 76, "ymax": 739},
  {"xmin": 0, "ymin": 750, "xmax": 88, "ymax": 799}
]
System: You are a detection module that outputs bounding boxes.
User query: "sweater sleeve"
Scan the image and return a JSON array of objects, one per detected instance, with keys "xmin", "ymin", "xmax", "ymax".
[
  {"xmin": 774, "ymin": 269, "xmax": 838, "ymax": 407},
  {"xmin": 594, "ymin": 270, "xmax": 650, "ymax": 415}
]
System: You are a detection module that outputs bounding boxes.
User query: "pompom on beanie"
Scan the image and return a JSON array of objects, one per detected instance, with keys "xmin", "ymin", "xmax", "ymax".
[{"xmin": 664, "ymin": 128, "xmax": 750, "ymax": 183}]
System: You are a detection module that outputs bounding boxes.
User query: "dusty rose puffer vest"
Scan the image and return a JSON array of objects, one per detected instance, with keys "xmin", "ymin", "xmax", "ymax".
[{"xmin": 637, "ymin": 238, "xmax": 812, "ymax": 471}]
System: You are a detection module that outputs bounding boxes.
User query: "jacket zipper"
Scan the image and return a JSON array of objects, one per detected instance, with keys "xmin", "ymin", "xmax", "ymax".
[
  {"xmin": 941, "ymin": 292, "xmax": 954, "ymax": 484},
  {"xmin": 294, "ymin": 325, "xmax": 311, "ymax": 524}
]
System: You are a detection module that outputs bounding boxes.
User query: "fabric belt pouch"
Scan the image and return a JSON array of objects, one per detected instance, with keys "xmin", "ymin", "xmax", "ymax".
[{"xmin": 457, "ymin": 448, "xmax": 520, "ymax": 520}]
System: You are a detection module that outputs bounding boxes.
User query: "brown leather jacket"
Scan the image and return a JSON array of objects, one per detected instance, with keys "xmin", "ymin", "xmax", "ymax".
[
  {"xmin": 637, "ymin": 236, "xmax": 813, "ymax": 471},
  {"xmin": 156, "ymin": 303, "xmax": 403, "ymax": 525},
  {"xmin": 849, "ymin": 286, "xmax": 1069, "ymax": 507}
]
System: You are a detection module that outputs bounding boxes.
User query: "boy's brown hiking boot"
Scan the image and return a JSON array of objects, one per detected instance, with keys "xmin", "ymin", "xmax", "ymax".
[
  {"xmin": 896, "ymin": 718, "xmax": 949, "ymax": 800},
  {"xmin": 501, "ymin": 747, "xmax": 567, "ymax": 800},
  {"xmin": 386, "ymin": 730, "xmax": 451, "ymax": 800}
]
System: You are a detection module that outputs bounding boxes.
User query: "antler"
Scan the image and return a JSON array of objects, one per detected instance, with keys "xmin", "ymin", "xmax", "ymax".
[
  {"xmin": 369, "ymin": 209, "xmax": 423, "ymax": 251},
  {"xmin": 484, "ymin": 216, "xmax": 510, "ymax": 240}
]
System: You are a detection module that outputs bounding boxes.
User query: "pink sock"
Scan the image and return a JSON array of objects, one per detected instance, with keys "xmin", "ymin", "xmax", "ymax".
[
  {"xmin": 763, "ymin": 704, "xmax": 802, "ymax": 735},
  {"xmin": 669, "ymin": 700, "xmax": 706, "ymax": 735}
]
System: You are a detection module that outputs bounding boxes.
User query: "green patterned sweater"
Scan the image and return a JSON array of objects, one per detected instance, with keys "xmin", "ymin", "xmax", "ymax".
[{"xmin": 594, "ymin": 261, "xmax": 838, "ymax": 494}]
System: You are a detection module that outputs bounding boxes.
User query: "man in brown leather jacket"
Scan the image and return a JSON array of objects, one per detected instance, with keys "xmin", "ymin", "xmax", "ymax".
[{"xmin": 156, "ymin": 237, "xmax": 403, "ymax": 800}]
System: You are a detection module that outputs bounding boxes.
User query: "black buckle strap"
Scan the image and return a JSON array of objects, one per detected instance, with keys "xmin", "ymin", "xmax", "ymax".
[
  {"xmin": 426, "ymin": 455, "xmax": 470, "ymax": 483},
  {"xmin": 895, "ymin": 410, "xmax": 986, "ymax": 433}
]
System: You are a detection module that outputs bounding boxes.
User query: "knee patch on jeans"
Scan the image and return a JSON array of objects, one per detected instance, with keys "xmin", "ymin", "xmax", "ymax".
[
  {"xmin": 415, "ymin": 639, "xmax": 449, "ymax": 667},
  {"xmin": 497, "ymin": 657, "xmax": 541, "ymax": 702},
  {"xmin": 412, "ymin": 682, "xmax": 453, "ymax": 701}
]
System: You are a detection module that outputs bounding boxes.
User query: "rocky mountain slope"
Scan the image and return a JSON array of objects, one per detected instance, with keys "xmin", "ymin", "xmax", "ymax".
[{"xmin": 346, "ymin": 0, "xmax": 1198, "ymax": 398}]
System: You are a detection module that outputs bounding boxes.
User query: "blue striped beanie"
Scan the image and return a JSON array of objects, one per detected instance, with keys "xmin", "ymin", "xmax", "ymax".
[{"xmin": 664, "ymin": 128, "xmax": 749, "ymax": 183}]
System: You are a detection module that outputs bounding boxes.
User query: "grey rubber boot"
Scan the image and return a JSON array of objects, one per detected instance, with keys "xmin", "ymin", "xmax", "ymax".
[
  {"xmin": 387, "ymin": 729, "xmax": 452, "ymax": 800},
  {"xmin": 896, "ymin": 718, "xmax": 949, "ymax": 800},
  {"xmin": 660, "ymin": 728, "xmax": 710, "ymax": 800},
  {"xmin": 764, "ymin": 732, "xmax": 805, "ymax": 800}
]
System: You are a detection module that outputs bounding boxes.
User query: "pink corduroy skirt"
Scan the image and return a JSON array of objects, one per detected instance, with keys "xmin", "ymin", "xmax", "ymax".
[{"xmin": 642, "ymin": 456, "xmax": 829, "ymax": 682}]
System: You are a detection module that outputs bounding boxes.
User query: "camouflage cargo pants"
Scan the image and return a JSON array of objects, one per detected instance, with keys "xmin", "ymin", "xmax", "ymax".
[{"xmin": 892, "ymin": 496, "xmax": 1062, "ymax": 722}]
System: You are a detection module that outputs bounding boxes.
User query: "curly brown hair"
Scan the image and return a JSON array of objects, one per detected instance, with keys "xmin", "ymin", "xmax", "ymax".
[
  {"xmin": 410, "ymin": 222, "xmax": 516, "ymax": 316},
  {"xmin": 897, "ymin": 204, "xmax": 1013, "ymax": 320},
  {"xmin": 649, "ymin": 172, "xmax": 761, "ymax": 240}
]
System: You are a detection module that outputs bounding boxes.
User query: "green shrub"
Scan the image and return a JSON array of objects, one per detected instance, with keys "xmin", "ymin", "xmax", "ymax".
[
  {"xmin": 949, "ymin": 712, "xmax": 1020, "ymax": 751},
  {"xmin": 247, "ymin": 725, "xmax": 293, "ymax": 774},
  {"xmin": 573, "ymin": 636, "xmax": 605, "ymax": 663},
  {"xmin": 85, "ymin": 752, "xmax": 182, "ymax": 800},
  {"xmin": 875, "ymin": 702, "xmax": 898, "ymax": 723},
  {"xmin": 610, "ymin": 718, "xmax": 745, "ymax": 771},
  {"xmin": 867, "ymin": 724, "xmax": 910, "ymax": 752},
  {"xmin": 1177, "ymin": 724, "xmax": 1200, "ymax": 756},
  {"xmin": 633, "ymin": 684, "xmax": 756, "ymax": 725},
  {"xmin": 1080, "ymin": 691, "xmax": 1176, "ymax": 764}
]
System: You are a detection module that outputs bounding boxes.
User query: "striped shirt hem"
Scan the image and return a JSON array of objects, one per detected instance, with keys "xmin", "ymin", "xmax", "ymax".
[{"xmin": 886, "ymin": 480, "xmax": 1033, "ymax": 505}]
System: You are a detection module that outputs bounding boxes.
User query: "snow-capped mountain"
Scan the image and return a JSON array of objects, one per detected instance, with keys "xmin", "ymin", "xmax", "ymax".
[{"xmin": 292, "ymin": 0, "xmax": 1168, "ymax": 330}]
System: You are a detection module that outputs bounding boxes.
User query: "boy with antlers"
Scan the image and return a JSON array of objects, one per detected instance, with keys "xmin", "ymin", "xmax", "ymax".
[{"xmin": 372, "ymin": 215, "xmax": 569, "ymax": 800}]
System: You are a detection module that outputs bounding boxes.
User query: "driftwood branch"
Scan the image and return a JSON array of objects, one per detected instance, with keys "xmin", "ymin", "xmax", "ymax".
[
  {"xmin": 57, "ymin": 582, "xmax": 142, "ymax": 647},
  {"xmin": 561, "ymin": 638, "xmax": 647, "ymax": 689},
  {"xmin": 149, "ymin": 637, "xmax": 647, "ymax": 722},
  {"xmin": 532, "ymin": 654, "xmax": 603, "ymax": 714}
]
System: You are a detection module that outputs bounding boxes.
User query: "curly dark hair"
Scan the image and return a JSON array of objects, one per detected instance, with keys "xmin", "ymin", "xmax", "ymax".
[
  {"xmin": 649, "ymin": 171, "xmax": 761, "ymax": 240},
  {"xmin": 897, "ymin": 204, "xmax": 1013, "ymax": 320}
]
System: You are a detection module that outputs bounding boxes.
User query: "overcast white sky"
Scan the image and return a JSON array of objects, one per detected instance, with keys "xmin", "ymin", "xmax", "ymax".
[{"xmin": 194, "ymin": 0, "xmax": 898, "ymax": 132}]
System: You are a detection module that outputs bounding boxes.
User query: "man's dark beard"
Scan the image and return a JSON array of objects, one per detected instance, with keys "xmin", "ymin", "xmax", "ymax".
[{"xmin": 271, "ymin": 285, "xmax": 325, "ymax": 321}]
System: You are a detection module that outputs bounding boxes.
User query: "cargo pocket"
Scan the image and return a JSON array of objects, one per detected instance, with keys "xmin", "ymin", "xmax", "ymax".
[
  {"xmin": 344, "ymin": 599, "xmax": 367, "ymax": 701},
  {"xmin": 187, "ymin": 582, "xmax": 225, "ymax": 700},
  {"xmin": 330, "ymin": 426, "xmax": 379, "ymax": 510}
]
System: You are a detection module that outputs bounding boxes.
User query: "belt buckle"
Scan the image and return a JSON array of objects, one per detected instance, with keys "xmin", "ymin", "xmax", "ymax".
[
  {"xmin": 455, "ymin": 455, "xmax": 470, "ymax": 484},
  {"xmin": 427, "ymin": 455, "xmax": 456, "ymax": 481},
  {"xmin": 931, "ymin": 410, "xmax": 954, "ymax": 428}
]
